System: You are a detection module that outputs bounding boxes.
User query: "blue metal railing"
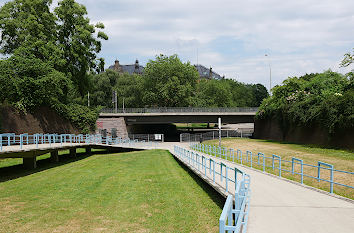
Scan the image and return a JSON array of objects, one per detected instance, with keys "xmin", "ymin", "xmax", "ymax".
[
  {"xmin": 191, "ymin": 143, "xmax": 354, "ymax": 195},
  {"xmin": 101, "ymin": 107, "xmax": 259, "ymax": 114},
  {"xmin": 0, "ymin": 133, "xmax": 158, "ymax": 151},
  {"xmin": 173, "ymin": 146, "xmax": 251, "ymax": 233}
]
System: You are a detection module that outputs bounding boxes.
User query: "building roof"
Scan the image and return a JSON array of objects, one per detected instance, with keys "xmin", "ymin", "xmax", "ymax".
[
  {"xmin": 107, "ymin": 60, "xmax": 223, "ymax": 80},
  {"xmin": 194, "ymin": 64, "xmax": 222, "ymax": 80},
  {"xmin": 108, "ymin": 64, "xmax": 144, "ymax": 75}
]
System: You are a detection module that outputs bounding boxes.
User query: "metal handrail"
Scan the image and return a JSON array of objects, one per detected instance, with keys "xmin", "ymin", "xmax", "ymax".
[
  {"xmin": 100, "ymin": 107, "xmax": 258, "ymax": 114},
  {"xmin": 191, "ymin": 143, "xmax": 354, "ymax": 195},
  {"xmin": 0, "ymin": 133, "xmax": 158, "ymax": 151},
  {"xmin": 173, "ymin": 145, "xmax": 251, "ymax": 233}
]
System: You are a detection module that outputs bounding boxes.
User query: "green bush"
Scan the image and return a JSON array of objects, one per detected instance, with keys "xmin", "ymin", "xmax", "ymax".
[
  {"xmin": 53, "ymin": 103, "xmax": 98, "ymax": 134},
  {"xmin": 257, "ymin": 70, "xmax": 354, "ymax": 135}
]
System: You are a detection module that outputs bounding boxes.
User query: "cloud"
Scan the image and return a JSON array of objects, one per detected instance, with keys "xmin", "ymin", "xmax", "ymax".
[{"xmin": 0, "ymin": 0, "xmax": 353, "ymax": 89}]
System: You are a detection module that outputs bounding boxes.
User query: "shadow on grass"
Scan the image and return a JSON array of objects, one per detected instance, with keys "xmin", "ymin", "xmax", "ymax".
[
  {"xmin": 172, "ymin": 156, "xmax": 226, "ymax": 209},
  {"xmin": 0, "ymin": 148, "xmax": 137, "ymax": 183}
]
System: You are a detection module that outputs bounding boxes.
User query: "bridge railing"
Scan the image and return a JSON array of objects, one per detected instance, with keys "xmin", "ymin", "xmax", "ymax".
[
  {"xmin": 191, "ymin": 143, "xmax": 354, "ymax": 196},
  {"xmin": 174, "ymin": 145, "xmax": 251, "ymax": 233},
  {"xmin": 100, "ymin": 107, "xmax": 259, "ymax": 114},
  {"xmin": 0, "ymin": 133, "xmax": 159, "ymax": 151},
  {"xmin": 128, "ymin": 134, "xmax": 164, "ymax": 142}
]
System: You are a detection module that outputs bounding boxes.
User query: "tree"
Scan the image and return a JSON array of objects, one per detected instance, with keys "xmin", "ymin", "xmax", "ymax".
[
  {"xmin": 252, "ymin": 84, "xmax": 269, "ymax": 106},
  {"xmin": 0, "ymin": 0, "xmax": 105, "ymax": 132},
  {"xmin": 114, "ymin": 73, "xmax": 144, "ymax": 108},
  {"xmin": 340, "ymin": 49, "xmax": 354, "ymax": 68},
  {"xmin": 0, "ymin": 49, "xmax": 70, "ymax": 110},
  {"xmin": 257, "ymin": 70, "xmax": 352, "ymax": 135},
  {"xmin": 143, "ymin": 54, "xmax": 199, "ymax": 107},
  {"xmin": 55, "ymin": 0, "xmax": 108, "ymax": 96},
  {"xmin": 88, "ymin": 70, "xmax": 117, "ymax": 108},
  {"xmin": 0, "ymin": 0, "xmax": 64, "ymax": 66},
  {"xmin": 194, "ymin": 79, "xmax": 233, "ymax": 107}
]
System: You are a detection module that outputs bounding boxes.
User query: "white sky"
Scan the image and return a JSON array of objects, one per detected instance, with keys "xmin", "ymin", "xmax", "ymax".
[{"xmin": 1, "ymin": 0, "xmax": 353, "ymax": 90}]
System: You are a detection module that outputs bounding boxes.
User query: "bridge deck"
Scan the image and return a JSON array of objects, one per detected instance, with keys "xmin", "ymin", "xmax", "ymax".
[{"xmin": 1, "ymin": 142, "xmax": 353, "ymax": 233}]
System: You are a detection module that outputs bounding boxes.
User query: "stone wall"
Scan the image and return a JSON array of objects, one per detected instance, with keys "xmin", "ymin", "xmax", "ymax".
[
  {"xmin": 0, "ymin": 105, "xmax": 79, "ymax": 134},
  {"xmin": 254, "ymin": 117, "xmax": 354, "ymax": 150},
  {"xmin": 96, "ymin": 118, "xmax": 128, "ymax": 138}
]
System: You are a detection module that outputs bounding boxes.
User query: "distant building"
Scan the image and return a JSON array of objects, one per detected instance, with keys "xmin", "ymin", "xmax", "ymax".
[
  {"xmin": 108, "ymin": 59, "xmax": 144, "ymax": 75},
  {"xmin": 107, "ymin": 59, "xmax": 223, "ymax": 80},
  {"xmin": 193, "ymin": 64, "xmax": 223, "ymax": 80}
]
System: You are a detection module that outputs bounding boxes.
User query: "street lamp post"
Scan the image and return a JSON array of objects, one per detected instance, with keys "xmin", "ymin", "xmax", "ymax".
[{"xmin": 265, "ymin": 54, "xmax": 272, "ymax": 95}]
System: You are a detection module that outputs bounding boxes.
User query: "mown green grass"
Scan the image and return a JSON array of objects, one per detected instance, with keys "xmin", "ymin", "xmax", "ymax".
[
  {"xmin": 0, "ymin": 150, "xmax": 223, "ymax": 232},
  {"xmin": 203, "ymin": 138, "xmax": 354, "ymax": 199}
]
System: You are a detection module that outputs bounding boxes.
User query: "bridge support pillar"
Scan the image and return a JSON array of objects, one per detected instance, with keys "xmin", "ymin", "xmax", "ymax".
[
  {"xmin": 70, "ymin": 148, "xmax": 76, "ymax": 157},
  {"xmin": 23, "ymin": 157, "xmax": 37, "ymax": 169},
  {"xmin": 86, "ymin": 147, "xmax": 92, "ymax": 155},
  {"xmin": 50, "ymin": 150, "xmax": 59, "ymax": 162}
]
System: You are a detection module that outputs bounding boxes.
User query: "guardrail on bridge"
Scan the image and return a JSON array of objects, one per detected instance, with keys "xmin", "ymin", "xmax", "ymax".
[{"xmin": 100, "ymin": 107, "xmax": 259, "ymax": 114}]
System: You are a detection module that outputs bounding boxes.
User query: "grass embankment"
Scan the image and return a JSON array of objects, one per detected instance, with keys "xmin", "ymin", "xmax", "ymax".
[
  {"xmin": 0, "ymin": 150, "xmax": 223, "ymax": 232},
  {"xmin": 204, "ymin": 138, "xmax": 354, "ymax": 199}
]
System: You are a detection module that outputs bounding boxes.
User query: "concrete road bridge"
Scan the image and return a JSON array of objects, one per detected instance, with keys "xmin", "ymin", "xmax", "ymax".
[
  {"xmin": 99, "ymin": 107, "xmax": 258, "ymax": 124},
  {"xmin": 1, "ymin": 134, "xmax": 353, "ymax": 233}
]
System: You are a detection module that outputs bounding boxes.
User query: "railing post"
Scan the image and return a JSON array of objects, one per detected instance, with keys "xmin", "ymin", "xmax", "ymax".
[
  {"xmin": 36, "ymin": 134, "xmax": 39, "ymax": 148},
  {"xmin": 20, "ymin": 134, "xmax": 23, "ymax": 149},
  {"xmin": 203, "ymin": 156, "xmax": 206, "ymax": 175},
  {"xmin": 330, "ymin": 166, "xmax": 334, "ymax": 193},
  {"xmin": 246, "ymin": 151, "xmax": 252, "ymax": 167},
  {"xmin": 225, "ymin": 166, "xmax": 228, "ymax": 192},
  {"xmin": 301, "ymin": 161, "xmax": 304, "ymax": 184},
  {"xmin": 318, "ymin": 161, "xmax": 334, "ymax": 193},
  {"xmin": 213, "ymin": 160, "xmax": 215, "ymax": 183},
  {"xmin": 197, "ymin": 154, "xmax": 200, "ymax": 170},
  {"xmin": 272, "ymin": 155, "xmax": 275, "ymax": 170},
  {"xmin": 238, "ymin": 149, "xmax": 242, "ymax": 164},
  {"xmin": 220, "ymin": 163, "xmax": 225, "ymax": 182},
  {"xmin": 272, "ymin": 154, "xmax": 281, "ymax": 177}
]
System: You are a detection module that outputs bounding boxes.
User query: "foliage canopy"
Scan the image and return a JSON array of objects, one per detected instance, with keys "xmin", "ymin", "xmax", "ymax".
[
  {"xmin": 257, "ymin": 70, "xmax": 354, "ymax": 135},
  {"xmin": 0, "ymin": 0, "xmax": 107, "ymax": 132}
]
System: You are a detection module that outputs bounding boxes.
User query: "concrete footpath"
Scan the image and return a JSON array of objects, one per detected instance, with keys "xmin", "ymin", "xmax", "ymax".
[{"xmin": 153, "ymin": 142, "xmax": 354, "ymax": 233}]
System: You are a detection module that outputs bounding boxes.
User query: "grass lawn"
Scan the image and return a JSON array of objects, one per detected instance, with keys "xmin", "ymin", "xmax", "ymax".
[
  {"xmin": 204, "ymin": 138, "xmax": 354, "ymax": 199},
  {"xmin": 0, "ymin": 150, "xmax": 223, "ymax": 232}
]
